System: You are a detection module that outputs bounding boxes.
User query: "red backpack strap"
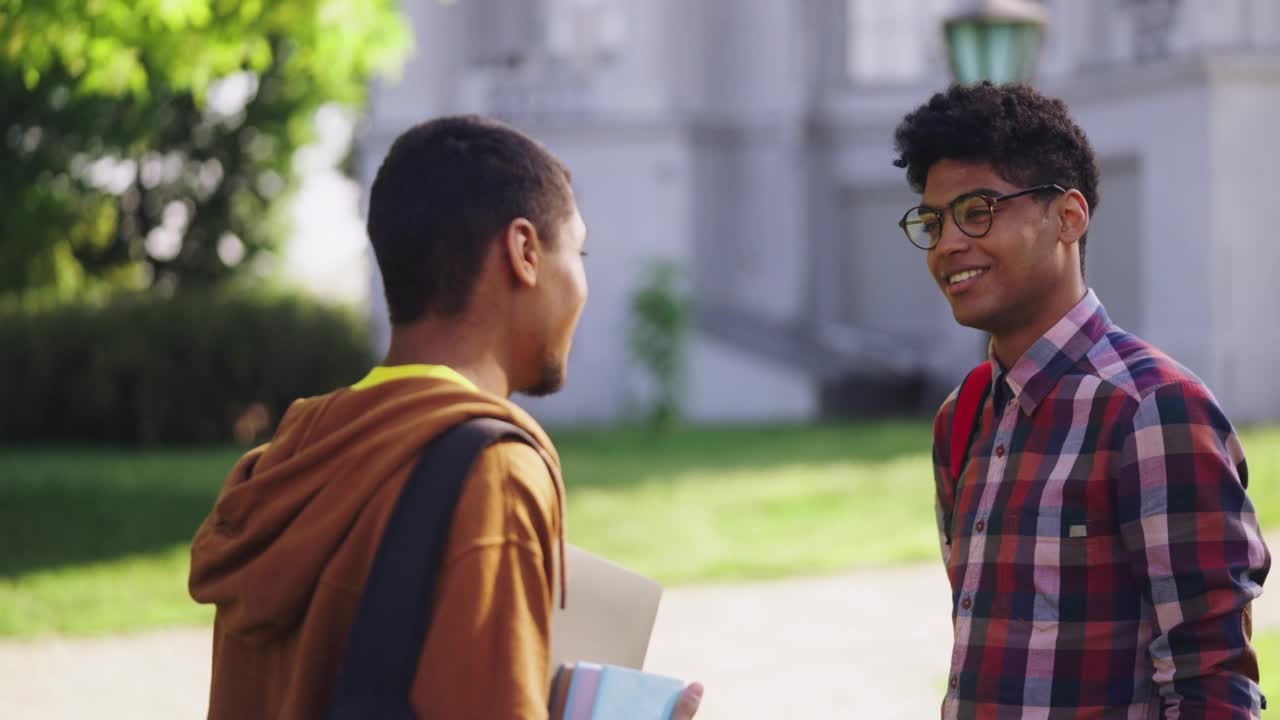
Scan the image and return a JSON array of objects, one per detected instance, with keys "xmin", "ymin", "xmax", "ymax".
[{"xmin": 951, "ymin": 361, "xmax": 993, "ymax": 484}]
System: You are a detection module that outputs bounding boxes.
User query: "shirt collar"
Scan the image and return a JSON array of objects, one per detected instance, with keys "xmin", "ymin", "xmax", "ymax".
[
  {"xmin": 350, "ymin": 364, "xmax": 479, "ymax": 393},
  {"xmin": 989, "ymin": 290, "xmax": 1112, "ymax": 416}
]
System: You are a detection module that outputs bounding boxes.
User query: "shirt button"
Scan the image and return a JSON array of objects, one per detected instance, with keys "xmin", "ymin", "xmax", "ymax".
[
  {"xmin": 949, "ymin": 676, "xmax": 958, "ymax": 689},
  {"xmin": 975, "ymin": 519, "xmax": 985, "ymax": 533},
  {"xmin": 961, "ymin": 596, "xmax": 973, "ymax": 610},
  {"xmin": 995, "ymin": 445, "xmax": 1006, "ymax": 458}
]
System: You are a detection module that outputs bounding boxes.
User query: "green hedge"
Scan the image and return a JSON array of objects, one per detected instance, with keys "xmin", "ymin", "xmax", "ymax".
[{"xmin": 0, "ymin": 292, "xmax": 374, "ymax": 445}]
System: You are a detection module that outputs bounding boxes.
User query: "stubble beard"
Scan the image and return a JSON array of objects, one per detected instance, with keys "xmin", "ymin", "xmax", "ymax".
[{"xmin": 522, "ymin": 355, "xmax": 566, "ymax": 398}]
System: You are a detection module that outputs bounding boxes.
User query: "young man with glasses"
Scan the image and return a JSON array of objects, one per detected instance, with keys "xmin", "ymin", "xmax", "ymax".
[{"xmin": 893, "ymin": 82, "xmax": 1269, "ymax": 717}]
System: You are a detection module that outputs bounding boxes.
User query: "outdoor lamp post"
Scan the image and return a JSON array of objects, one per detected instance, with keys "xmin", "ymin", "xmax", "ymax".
[{"xmin": 943, "ymin": 0, "xmax": 1049, "ymax": 85}]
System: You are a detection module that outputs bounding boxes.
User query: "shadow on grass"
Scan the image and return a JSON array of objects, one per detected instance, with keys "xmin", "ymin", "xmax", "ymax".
[
  {"xmin": 0, "ymin": 446, "xmax": 243, "ymax": 578},
  {"xmin": 0, "ymin": 420, "xmax": 934, "ymax": 577}
]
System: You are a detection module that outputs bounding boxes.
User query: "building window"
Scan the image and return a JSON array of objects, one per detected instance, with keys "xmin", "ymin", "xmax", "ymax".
[
  {"xmin": 465, "ymin": 0, "xmax": 625, "ymax": 70},
  {"xmin": 1120, "ymin": 0, "xmax": 1182, "ymax": 62},
  {"xmin": 845, "ymin": 0, "xmax": 955, "ymax": 84},
  {"xmin": 464, "ymin": 0, "xmax": 542, "ymax": 68},
  {"xmin": 546, "ymin": 0, "xmax": 627, "ymax": 67}
]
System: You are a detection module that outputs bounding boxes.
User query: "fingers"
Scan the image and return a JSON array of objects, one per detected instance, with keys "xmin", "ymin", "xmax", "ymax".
[{"xmin": 670, "ymin": 681, "xmax": 704, "ymax": 720}]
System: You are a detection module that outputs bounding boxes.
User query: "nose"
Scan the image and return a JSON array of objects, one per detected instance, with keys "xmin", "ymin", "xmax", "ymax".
[{"xmin": 932, "ymin": 212, "xmax": 971, "ymax": 255}]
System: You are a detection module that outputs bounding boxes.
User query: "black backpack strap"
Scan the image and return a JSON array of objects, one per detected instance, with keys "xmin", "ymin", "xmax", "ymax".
[{"xmin": 324, "ymin": 417, "xmax": 538, "ymax": 720}]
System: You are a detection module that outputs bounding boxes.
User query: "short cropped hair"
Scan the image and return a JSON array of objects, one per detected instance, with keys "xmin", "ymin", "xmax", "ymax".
[{"xmin": 367, "ymin": 115, "xmax": 573, "ymax": 324}]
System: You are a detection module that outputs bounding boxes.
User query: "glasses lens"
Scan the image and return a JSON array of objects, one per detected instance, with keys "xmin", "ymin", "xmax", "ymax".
[
  {"xmin": 954, "ymin": 194, "xmax": 993, "ymax": 236},
  {"xmin": 902, "ymin": 208, "xmax": 941, "ymax": 249}
]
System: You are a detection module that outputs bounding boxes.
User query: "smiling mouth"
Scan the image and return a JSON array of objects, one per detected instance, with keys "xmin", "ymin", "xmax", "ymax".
[{"xmin": 946, "ymin": 268, "xmax": 988, "ymax": 286}]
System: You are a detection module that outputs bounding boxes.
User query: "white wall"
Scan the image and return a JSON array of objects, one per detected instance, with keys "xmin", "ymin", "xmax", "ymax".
[
  {"xmin": 1051, "ymin": 57, "xmax": 1280, "ymax": 424},
  {"xmin": 685, "ymin": 0, "xmax": 815, "ymax": 324},
  {"xmin": 685, "ymin": 336, "xmax": 819, "ymax": 423},
  {"xmin": 358, "ymin": 0, "xmax": 474, "ymax": 356},
  {"xmin": 1056, "ymin": 67, "xmax": 1217, "ymax": 385},
  {"xmin": 359, "ymin": 0, "xmax": 828, "ymax": 425},
  {"xmin": 813, "ymin": 88, "xmax": 987, "ymax": 390},
  {"xmin": 839, "ymin": 184, "xmax": 944, "ymax": 339},
  {"xmin": 510, "ymin": 123, "xmax": 695, "ymax": 425},
  {"xmin": 1206, "ymin": 60, "xmax": 1280, "ymax": 424},
  {"xmin": 1086, "ymin": 156, "xmax": 1143, "ymax": 334},
  {"xmin": 356, "ymin": 0, "xmax": 1280, "ymax": 424}
]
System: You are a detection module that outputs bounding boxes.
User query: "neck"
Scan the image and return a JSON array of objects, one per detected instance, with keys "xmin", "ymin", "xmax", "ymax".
[
  {"xmin": 383, "ymin": 317, "xmax": 513, "ymax": 397},
  {"xmin": 990, "ymin": 282, "xmax": 1087, "ymax": 369}
]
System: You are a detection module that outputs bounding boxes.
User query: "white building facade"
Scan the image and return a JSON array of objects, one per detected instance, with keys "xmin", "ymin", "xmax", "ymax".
[{"xmin": 358, "ymin": 0, "xmax": 1280, "ymax": 425}]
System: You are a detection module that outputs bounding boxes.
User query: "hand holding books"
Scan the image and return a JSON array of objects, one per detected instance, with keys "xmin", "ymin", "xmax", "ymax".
[
  {"xmin": 549, "ymin": 547, "xmax": 703, "ymax": 719},
  {"xmin": 550, "ymin": 663, "xmax": 703, "ymax": 720}
]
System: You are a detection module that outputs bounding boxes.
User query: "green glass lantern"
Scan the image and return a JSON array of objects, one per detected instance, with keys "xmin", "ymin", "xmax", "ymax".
[{"xmin": 943, "ymin": 0, "xmax": 1049, "ymax": 85}]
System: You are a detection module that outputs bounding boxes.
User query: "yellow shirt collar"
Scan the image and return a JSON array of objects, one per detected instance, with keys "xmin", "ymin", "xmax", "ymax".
[{"xmin": 350, "ymin": 364, "xmax": 479, "ymax": 393}]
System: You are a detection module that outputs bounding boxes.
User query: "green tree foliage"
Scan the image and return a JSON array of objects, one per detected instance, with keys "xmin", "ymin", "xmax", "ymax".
[{"xmin": 0, "ymin": 0, "xmax": 410, "ymax": 299}]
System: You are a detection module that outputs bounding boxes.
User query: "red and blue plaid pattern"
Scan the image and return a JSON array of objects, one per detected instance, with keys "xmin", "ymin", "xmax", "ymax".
[{"xmin": 933, "ymin": 290, "xmax": 1270, "ymax": 718}]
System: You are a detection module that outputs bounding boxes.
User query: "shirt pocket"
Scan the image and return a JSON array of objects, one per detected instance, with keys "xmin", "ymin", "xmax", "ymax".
[{"xmin": 1001, "ymin": 507, "xmax": 1118, "ymax": 627}]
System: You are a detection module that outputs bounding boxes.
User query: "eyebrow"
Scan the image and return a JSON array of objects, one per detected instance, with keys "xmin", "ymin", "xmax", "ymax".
[{"xmin": 921, "ymin": 187, "xmax": 1005, "ymax": 208}]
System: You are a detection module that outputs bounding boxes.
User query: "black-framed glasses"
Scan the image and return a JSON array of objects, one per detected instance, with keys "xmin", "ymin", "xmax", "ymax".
[{"xmin": 898, "ymin": 183, "xmax": 1067, "ymax": 250}]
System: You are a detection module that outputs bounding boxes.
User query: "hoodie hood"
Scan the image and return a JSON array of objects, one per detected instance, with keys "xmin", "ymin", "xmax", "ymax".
[{"xmin": 188, "ymin": 376, "xmax": 563, "ymax": 639}]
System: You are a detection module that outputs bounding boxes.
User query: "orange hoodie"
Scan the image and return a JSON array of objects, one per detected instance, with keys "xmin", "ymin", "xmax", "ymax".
[{"xmin": 189, "ymin": 368, "xmax": 566, "ymax": 719}]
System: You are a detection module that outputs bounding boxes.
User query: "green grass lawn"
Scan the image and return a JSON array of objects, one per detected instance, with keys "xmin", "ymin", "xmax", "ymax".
[
  {"xmin": 1, "ymin": 423, "xmax": 1278, "ymax": 639},
  {"xmin": 1256, "ymin": 628, "xmax": 1280, "ymax": 705},
  {"xmin": 0, "ymin": 447, "xmax": 244, "ymax": 636}
]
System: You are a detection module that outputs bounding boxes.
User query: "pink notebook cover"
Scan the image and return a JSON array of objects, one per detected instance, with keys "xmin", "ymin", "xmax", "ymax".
[{"xmin": 566, "ymin": 663, "xmax": 603, "ymax": 720}]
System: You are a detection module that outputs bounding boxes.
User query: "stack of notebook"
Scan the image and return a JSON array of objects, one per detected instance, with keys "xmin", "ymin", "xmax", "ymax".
[
  {"xmin": 547, "ymin": 546, "xmax": 688, "ymax": 718},
  {"xmin": 549, "ymin": 662, "xmax": 685, "ymax": 720}
]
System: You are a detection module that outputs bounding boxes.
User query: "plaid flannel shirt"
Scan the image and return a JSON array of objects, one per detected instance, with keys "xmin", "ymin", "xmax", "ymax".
[{"xmin": 933, "ymin": 290, "xmax": 1269, "ymax": 718}]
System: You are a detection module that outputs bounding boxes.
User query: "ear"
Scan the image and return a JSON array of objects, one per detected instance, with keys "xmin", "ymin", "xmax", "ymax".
[
  {"xmin": 1057, "ymin": 189, "xmax": 1090, "ymax": 247},
  {"xmin": 503, "ymin": 218, "xmax": 541, "ymax": 289}
]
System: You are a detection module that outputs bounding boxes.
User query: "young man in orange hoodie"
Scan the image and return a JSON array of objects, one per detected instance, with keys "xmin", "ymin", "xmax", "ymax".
[{"xmin": 189, "ymin": 116, "xmax": 702, "ymax": 719}]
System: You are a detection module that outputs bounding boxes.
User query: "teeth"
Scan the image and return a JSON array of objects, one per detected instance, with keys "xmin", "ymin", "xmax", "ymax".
[{"xmin": 948, "ymin": 269, "xmax": 986, "ymax": 285}]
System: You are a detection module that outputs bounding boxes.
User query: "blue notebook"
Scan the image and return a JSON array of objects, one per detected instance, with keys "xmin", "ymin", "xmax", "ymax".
[{"xmin": 587, "ymin": 665, "xmax": 685, "ymax": 720}]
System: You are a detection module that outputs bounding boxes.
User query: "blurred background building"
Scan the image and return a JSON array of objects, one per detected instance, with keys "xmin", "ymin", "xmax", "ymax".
[{"xmin": 355, "ymin": 0, "xmax": 1280, "ymax": 425}]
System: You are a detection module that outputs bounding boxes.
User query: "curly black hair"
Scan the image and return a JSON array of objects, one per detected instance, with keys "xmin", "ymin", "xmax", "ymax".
[{"xmin": 892, "ymin": 82, "xmax": 1100, "ymax": 273}]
